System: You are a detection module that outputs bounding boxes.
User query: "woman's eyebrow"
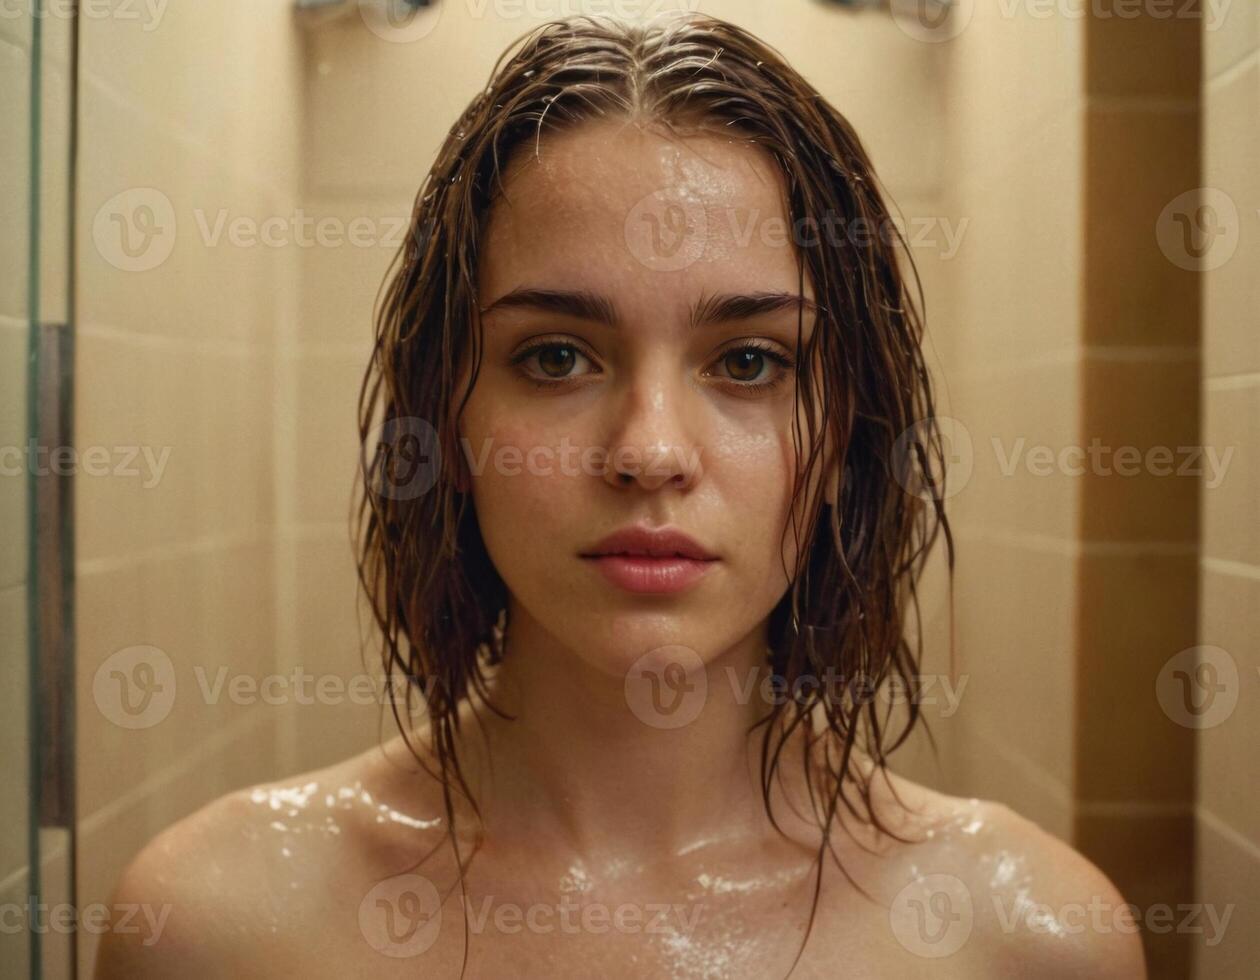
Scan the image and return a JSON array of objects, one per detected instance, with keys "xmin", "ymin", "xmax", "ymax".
[
  {"xmin": 689, "ymin": 290, "xmax": 821, "ymax": 329},
  {"xmin": 478, "ymin": 287, "xmax": 820, "ymax": 329},
  {"xmin": 479, "ymin": 287, "xmax": 618, "ymax": 326}
]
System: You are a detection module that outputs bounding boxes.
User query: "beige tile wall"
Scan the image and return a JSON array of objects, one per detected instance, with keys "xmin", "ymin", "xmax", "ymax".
[
  {"xmin": 73, "ymin": 0, "xmax": 303, "ymax": 975},
  {"xmin": 899, "ymin": 4, "xmax": 1254, "ymax": 978},
  {"xmin": 894, "ymin": 2, "xmax": 1087, "ymax": 845},
  {"xmin": 1072, "ymin": 11, "xmax": 1202, "ymax": 975},
  {"xmin": 1195, "ymin": 4, "xmax": 1260, "ymax": 978},
  {"xmin": 887, "ymin": 5, "xmax": 1242, "ymax": 976}
]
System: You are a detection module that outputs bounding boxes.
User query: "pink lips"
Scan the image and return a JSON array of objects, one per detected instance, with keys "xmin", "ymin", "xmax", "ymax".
[{"xmin": 578, "ymin": 523, "xmax": 719, "ymax": 595}]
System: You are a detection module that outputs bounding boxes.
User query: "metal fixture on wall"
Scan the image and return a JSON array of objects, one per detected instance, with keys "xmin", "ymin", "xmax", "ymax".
[
  {"xmin": 816, "ymin": 0, "xmax": 955, "ymax": 12},
  {"xmin": 294, "ymin": 0, "xmax": 433, "ymax": 29}
]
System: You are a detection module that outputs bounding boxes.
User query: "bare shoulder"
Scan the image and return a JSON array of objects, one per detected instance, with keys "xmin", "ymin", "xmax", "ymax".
[
  {"xmin": 93, "ymin": 737, "xmax": 457, "ymax": 979},
  {"xmin": 862, "ymin": 769, "xmax": 1147, "ymax": 978}
]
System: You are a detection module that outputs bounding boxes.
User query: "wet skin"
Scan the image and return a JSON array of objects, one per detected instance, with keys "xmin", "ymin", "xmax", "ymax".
[
  {"xmin": 96, "ymin": 120, "xmax": 1146, "ymax": 979},
  {"xmin": 94, "ymin": 728, "xmax": 1147, "ymax": 979}
]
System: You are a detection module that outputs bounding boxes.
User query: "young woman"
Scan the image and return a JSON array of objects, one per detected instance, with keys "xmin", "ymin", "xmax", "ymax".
[{"xmin": 99, "ymin": 14, "xmax": 1146, "ymax": 978}]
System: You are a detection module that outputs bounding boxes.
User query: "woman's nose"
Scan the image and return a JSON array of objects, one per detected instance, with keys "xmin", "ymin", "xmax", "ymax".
[{"xmin": 601, "ymin": 371, "xmax": 705, "ymax": 492}]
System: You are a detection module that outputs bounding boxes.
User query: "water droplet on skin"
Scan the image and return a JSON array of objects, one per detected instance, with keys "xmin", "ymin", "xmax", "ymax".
[
  {"xmin": 559, "ymin": 865, "xmax": 594, "ymax": 895},
  {"xmin": 248, "ymin": 777, "xmax": 441, "ymax": 865},
  {"xmin": 989, "ymin": 851, "xmax": 1020, "ymax": 888}
]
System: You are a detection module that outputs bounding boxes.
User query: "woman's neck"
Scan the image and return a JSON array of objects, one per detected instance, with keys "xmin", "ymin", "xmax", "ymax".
[{"xmin": 449, "ymin": 602, "xmax": 819, "ymax": 864}]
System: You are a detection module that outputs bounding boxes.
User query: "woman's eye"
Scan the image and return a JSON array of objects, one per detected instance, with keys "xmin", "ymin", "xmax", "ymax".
[
  {"xmin": 723, "ymin": 348, "xmax": 768, "ymax": 382},
  {"xmin": 710, "ymin": 343, "xmax": 795, "ymax": 391},
  {"xmin": 509, "ymin": 339, "xmax": 794, "ymax": 393},
  {"xmin": 535, "ymin": 345, "xmax": 578, "ymax": 377},
  {"xmin": 510, "ymin": 341, "xmax": 597, "ymax": 386}
]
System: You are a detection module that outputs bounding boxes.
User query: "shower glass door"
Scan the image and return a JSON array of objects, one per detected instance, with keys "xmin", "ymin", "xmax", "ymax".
[{"xmin": 3, "ymin": 2, "xmax": 78, "ymax": 977}]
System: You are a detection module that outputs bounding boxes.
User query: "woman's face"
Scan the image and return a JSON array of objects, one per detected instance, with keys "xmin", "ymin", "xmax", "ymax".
[{"xmin": 458, "ymin": 118, "xmax": 827, "ymax": 677}]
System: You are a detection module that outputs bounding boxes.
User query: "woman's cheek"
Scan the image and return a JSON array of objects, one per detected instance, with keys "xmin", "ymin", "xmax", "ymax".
[
  {"xmin": 472, "ymin": 424, "xmax": 583, "ymax": 528},
  {"xmin": 715, "ymin": 422, "xmax": 796, "ymax": 514},
  {"xmin": 755, "ymin": 424, "xmax": 809, "ymax": 579}
]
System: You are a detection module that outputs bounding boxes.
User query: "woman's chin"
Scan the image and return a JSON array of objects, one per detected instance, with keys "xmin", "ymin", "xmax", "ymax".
[{"xmin": 550, "ymin": 615, "xmax": 750, "ymax": 686}]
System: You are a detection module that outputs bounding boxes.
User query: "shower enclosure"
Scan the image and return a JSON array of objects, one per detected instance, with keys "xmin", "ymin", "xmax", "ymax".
[
  {"xmin": 3, "ymin": 3, "xmax": 1249, "ymax": 978},
  {"xmin": 3, "ymin": 3, "xmax": 78, "ymax": 978}
]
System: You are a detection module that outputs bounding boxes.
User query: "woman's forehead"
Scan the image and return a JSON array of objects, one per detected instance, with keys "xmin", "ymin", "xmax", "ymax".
[{"xmin": 477, "ymin": 120, "xmax": 813, "ymax": 317}]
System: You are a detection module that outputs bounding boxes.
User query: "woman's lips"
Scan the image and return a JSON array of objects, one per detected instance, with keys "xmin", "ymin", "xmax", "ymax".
[{"xmin": 581, "ymin": 554, "xmax": 717, "ymax": 594}]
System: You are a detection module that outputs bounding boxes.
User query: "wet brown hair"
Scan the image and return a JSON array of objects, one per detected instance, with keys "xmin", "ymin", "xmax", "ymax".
[{"xmin": 355, "ymin": 11, "xmax": 954, "ymax": 975}]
